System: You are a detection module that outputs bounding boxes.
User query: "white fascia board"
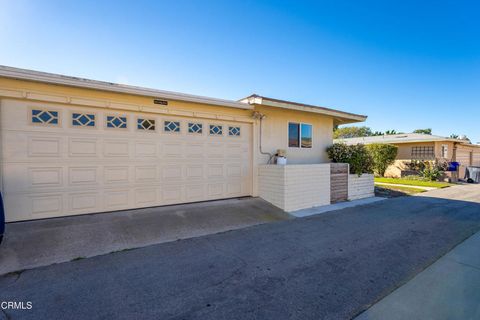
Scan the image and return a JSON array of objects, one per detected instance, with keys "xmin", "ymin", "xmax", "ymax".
[
  {"xmin": 260, "ymin": 99, "xmax": 367, "ymax": 122},
  {"xmin": 0, "ymin": 65, "xmax": 252, "ymax": 110}
]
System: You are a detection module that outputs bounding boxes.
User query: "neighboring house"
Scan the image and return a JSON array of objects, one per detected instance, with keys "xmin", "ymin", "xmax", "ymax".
[
  {"xmin": 336, "ymin": 133, "xmax": 480, "ymax": 178},
  {"xmin": 0, "ymin": 66, "xmax": 367, "ymax": 222}
]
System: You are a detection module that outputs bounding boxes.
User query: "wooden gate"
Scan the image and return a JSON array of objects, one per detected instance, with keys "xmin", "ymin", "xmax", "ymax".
[{"xmin": 330, "ymin": 163, "xmax": 348, "ymax": 203}]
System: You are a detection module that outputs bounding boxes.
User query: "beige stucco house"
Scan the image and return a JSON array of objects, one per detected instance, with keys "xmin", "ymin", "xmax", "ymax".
[
  {"xmin": 337, "ymin": 133, "xmax": 480, "ymax": 179},
  {"xmin": 0, "ymin": 65, "xmax": 368, "ymax": 222}
]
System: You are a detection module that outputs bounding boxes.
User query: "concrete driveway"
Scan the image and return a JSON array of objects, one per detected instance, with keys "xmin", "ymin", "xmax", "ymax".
[
  {"xmin": 1, "ymin": 184, "xmax": 480, "ymax": 320},
  {"xmin": 0, "ymin": 198, "xmax": 289, "ymax": 275}
]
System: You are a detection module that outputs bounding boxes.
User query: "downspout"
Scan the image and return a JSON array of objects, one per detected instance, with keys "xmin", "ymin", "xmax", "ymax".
[{"xmin": 252, "ymin": 111, "xmax": 274, "ymax": 164}]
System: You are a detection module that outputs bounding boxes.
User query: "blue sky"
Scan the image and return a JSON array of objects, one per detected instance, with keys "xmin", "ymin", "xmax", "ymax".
[{"xmin": 1, "ymin": 0, "xmax": 479, "ymax": 141}]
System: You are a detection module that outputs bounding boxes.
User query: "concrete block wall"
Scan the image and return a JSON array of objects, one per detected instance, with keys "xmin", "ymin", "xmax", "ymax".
[
  {"xmin": 348, "ymin": 174, "xmax": 375, "ymax": 200},
  {"xmin": 258, "ymin": 164, "xmax": 330, "ymax": 212},
  {"xmin": 258, "ymin": 165, "xmax": 285, "ymax": 210}
]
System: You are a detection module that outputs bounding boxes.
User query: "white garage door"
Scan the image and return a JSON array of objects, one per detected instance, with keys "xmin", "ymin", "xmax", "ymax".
[
  {"xmin": 456, "ymin": 148, "xmax": 473, "ymax": 179},
  {"xmin": 0, "ymin": 99, "xmax": 252, "ymax": 222}
]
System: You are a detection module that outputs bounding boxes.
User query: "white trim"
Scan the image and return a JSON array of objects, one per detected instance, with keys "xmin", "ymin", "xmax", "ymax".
[
  {"xmin": 441, "ymin": 144, "xmax": 448, "ymax": 159},
  {"xmin": 242, "ymin": 95, "xmax": 367, "ymax": 123},
  {"xmin": 0, "ymin": 65, "xmax": 253, "ymax": 110}
]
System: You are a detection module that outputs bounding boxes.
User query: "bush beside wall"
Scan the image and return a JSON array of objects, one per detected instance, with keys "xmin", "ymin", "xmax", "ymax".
[{"xmin": 327, "ymin": 143, "xmax": 373, "ymax": 175}]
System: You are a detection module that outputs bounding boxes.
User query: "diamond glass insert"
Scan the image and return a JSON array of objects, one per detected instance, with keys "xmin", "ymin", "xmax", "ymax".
[
  {"xmin": 137, "ymin": 119, "xmax": 155, "ymax": 131},
  {"xmin": 72, "ymin": 113, "xmax": 95, "ymax": 127},
  {"xmin": 32, "ymin": 110, "xmax": 59, "ymax": 125},
  {"xmin": 188, "ymin": 123, "xmax": 203, "ymax": 134},
  {"xmin": 107, "ymin": 116, "xmax": 127, "ymax": 128},
  {"xmin": 209, "ymin": 125, "xmax": 223, "ymax": 135},
  {"xmin": 164, "ymin": 121, "xmax": 180, "ymax": 132},
  {"xmin": 228, "ymin": 126, "xmax": 241, "ymax": 136}
]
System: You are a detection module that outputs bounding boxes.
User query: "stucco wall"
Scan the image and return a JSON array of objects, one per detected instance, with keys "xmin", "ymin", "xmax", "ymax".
[
  {"xmin": 258, "ymin": 164, "xmax": 330, "ymax": 212},
  {"xmin": 348, "ymin": 174, "xmax": 374, "ymax": 200},
  {"xmin": 254, "ymin": 105, "xmax": 333, "ymax": 165}
]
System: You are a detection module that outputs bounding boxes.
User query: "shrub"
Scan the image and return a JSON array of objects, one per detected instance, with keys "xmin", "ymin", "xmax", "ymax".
[
  {"xmin": 366, "ymin": 143, "xmax": 398, "ymax": 177},
  {"xmin": 405, "ymin": 160, "xmax": 446, "ymax": 181},
  {"xmin": 420, "ymin": 162, "xmax": 442, "ymax": 181},
  {"xmin": 327, "ymin": 143, "xmax": 373, "ymax": 175}
]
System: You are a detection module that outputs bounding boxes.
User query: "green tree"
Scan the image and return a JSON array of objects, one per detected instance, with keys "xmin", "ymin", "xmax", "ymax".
[
  {"xmin": 449, "ymin": 134, "xmax": 459, "ymax": 139},
  {"xmin": 366, "ymin": 143, "xmax": 398, "ymax": 177},
  {"xmin": 384, "ymin": 130, "xmax": 397, "ymax": 135},
  {"xmin": 333, "ymin": 126, "xmax": 373, "ymax": 139},
  {"xmin": 413, "ymin": 128, "xmax": 432, "ymax": 135}
]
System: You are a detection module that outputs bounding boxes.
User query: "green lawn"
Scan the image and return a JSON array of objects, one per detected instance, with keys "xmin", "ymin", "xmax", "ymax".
[
  {"xmin": 374, "ymin": 177, "xmax": 453, "ymax": 188},
  {"xmin": 375, "ymin": 185, "xmax": 426, "ymax": 196}
]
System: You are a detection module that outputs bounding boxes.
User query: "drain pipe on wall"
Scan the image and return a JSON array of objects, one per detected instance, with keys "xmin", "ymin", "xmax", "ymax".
[{"xmin": 252, "ymin": 111, "xmax": 274, "ymax": 164}]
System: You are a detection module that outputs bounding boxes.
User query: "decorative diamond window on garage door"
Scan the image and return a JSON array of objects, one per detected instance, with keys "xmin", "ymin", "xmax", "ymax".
[
  {"xmin": 229, "ymin": 126, "xmax": 240, "ymax": 136},
  {"xmin": 209, "ymin": 125, "xmax": 223, "ymax": 135},
  {"xmin": 137, "ymin": 118, "xmax": 155, "ymax": 131},
  {"xmin": 72, "ymin": 113, "xmax": 95, "ymax": 127},
  {"xmin": 188, "ymin": 122, "xmax": 203, "ymax": 134},
  {"xmin": 106, "ymin": 115, "xmax": 127, "ymax": 128},
  {"xmin": 164, "ymin": 121, "xmax": 180, "ymax": 132},
  {"xmin": 32, "ymin": 109, "xmax": 58, "ymax": 125}
]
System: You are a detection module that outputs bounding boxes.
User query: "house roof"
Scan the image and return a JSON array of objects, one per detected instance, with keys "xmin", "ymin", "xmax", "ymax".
[
  {"xmin": 336, "ymin": 133, "xmax": 480, "ymax": 147},
  {"xmin": 0, "ymin": 65, "xmax": 253, "ymax": 110},
  {"xmin": 239, "ymin": 94, "xmax": 367, "ymax": 124}
]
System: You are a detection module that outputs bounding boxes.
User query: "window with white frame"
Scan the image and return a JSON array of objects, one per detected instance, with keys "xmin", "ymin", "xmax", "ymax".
[
  {"xmin": 441, "ymin": 144, "xmax": 448, "ymax": 158},
  {"xmin": 288, "ymin": 122, "xmax": 312, "ymax": 148}
]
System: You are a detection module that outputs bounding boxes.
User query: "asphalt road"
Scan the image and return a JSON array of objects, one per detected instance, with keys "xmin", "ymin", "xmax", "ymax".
[{"xmin": 1, "ymin": 185, "xmax": 480, "ymax": 320}]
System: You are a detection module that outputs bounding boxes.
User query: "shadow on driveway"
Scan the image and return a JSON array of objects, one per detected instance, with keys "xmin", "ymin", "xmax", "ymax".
[{"xmin": 0, "ymin": 197, "xmax": 289, "ymax": 275}]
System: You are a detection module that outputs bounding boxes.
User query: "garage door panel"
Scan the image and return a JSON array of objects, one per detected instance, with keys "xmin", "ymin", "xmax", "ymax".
[
  {"xmin": 207, "ymin": 164, "xmax": 224, "ymax": 178},
  {"xmin": 69, "ymin": 137, "xmax": 98, "ymax": 157},
  {"xmin": 103, "ymin": 140, "xmax": 130, "ymax": 157},
  {"xmin": 186, "ymin": 165, "xmax": 204, "ymax": 179},
  {"xmin": 69, "ymin": 192, "xmax": 99, "ymax": 212},
  {"xmin": 135, "ymin": 188, "xmax": 158, "ymax": 206},
  {"xmin": 135, "ymin": 166, "xmax": 157, "ymax": 182},
  {"xmin": 1, "ymin": 100, "xmax": 252, "ymax": 222},
  {"xmin": 186, "ymin": 143, "xmax": 205, "ymax": 158},
  {"xmin": 69, "ymin": 167, "xmax": 98, "ymax": 186},
  {"xmin": 207, "ymin": 143, "xmax": 224, "ymax": 158},
  {"xmin": 207, "ymin": 183, "xmax": 224, "ymax": 197},
  {"xmin": 104, "ymin": 166, "xmax": 130, "ymax": 184},
  {"xmin": 162, "ymin": 142, "xmax": 183, "ymax": 158},
  {"xmin": 162, "ymin": 186, "xmax": 183, "ymax": 203},
  {"xmin": 104, "ymin": 190, "xmax": 131, "ymax": 209},
  {"xmin": 162, "ymin": 165, "xmax": 183, "ymax": 180},
  {"xmin": 3, "ymin": 164, "xmax": 63, "ymax": 193},
  {"xmin": 185, "ymin": 185, "xmax": 205, "ymax": 201},
  {"xmin": 134, "ymin": 141, "xmax": 157, "ymax": 158}
]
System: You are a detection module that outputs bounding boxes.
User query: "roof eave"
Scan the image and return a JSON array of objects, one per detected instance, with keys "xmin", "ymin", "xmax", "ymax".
[
  {"xmin": 0, "ymin": 65, "xmax": 253, "ymax": 110},
  {"xmin": 241, "ymin": 95, "xmax": 367, "ymax": 123}
]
